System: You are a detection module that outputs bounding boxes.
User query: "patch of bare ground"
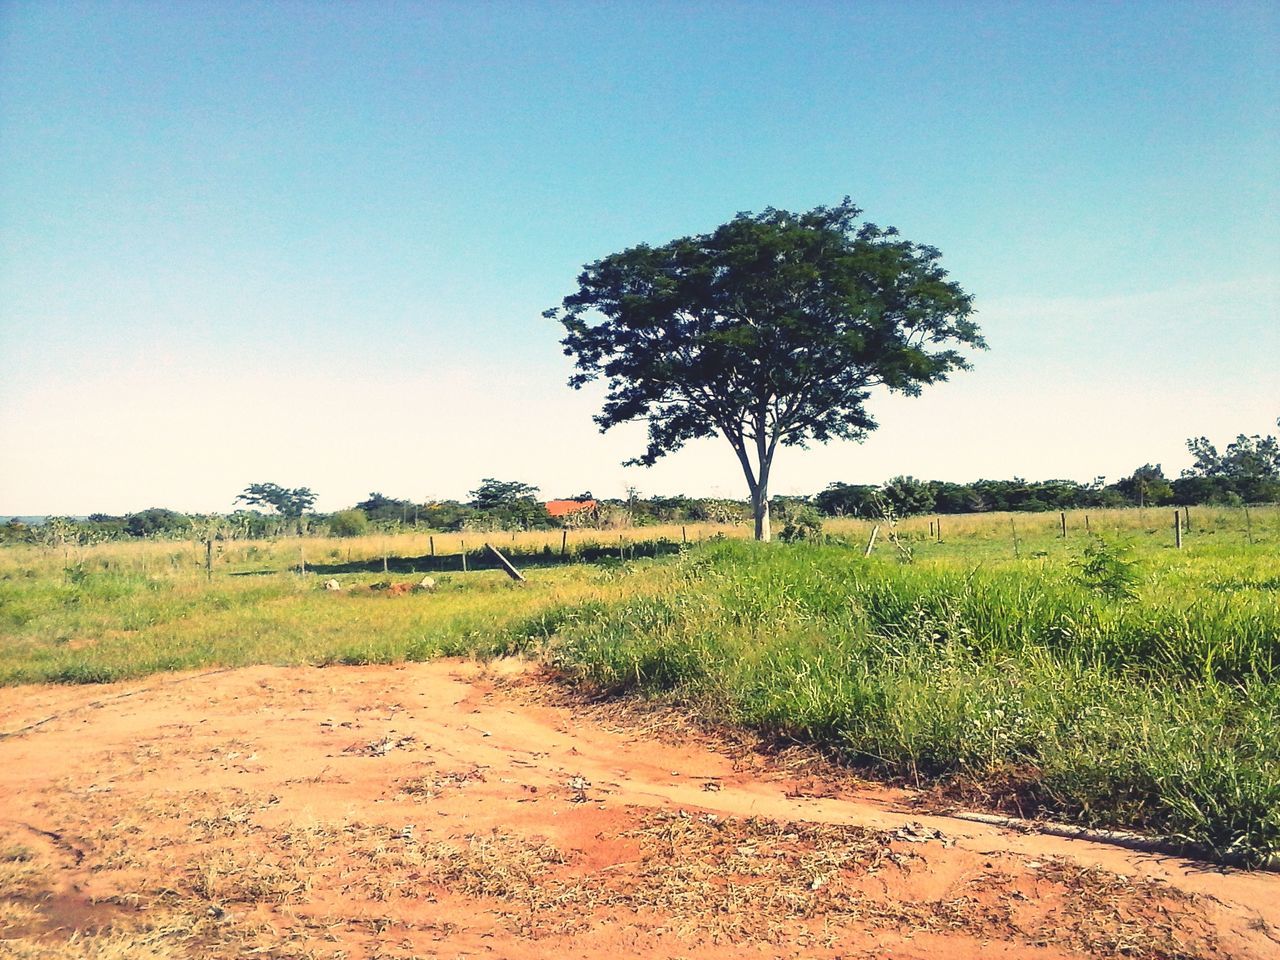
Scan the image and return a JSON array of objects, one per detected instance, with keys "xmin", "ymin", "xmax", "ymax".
[{"xmin": 0, "ymin": 660, "xmax": 1275, "ymax": 959}]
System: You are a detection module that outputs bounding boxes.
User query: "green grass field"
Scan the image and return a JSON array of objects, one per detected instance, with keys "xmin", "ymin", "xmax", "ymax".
[{"xmin": 1, "ymin": 506, "xmax": 1277, "ymax": 865}]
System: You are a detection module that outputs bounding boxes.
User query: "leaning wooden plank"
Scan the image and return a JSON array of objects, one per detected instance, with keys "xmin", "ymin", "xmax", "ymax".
[{"xmin": 484, "ymin": 542, "xmax": 526, "ymax": 581}]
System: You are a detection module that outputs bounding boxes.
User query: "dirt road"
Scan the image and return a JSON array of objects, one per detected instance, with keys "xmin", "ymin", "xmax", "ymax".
[{"xmin": 1, "ymin": 660, "xmax": 1276, "ymax": 959}]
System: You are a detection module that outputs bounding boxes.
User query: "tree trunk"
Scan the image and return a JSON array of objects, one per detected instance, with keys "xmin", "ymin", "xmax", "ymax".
[{"xmin": 752, "ymin": 487, "xmax": 771, "ymax": 542}]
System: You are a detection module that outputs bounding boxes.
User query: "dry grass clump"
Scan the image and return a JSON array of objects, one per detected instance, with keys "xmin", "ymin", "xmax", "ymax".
[
  {"xmin": 0, "ymin": 845, "xmax": 43, "ymax": 900},
  {"xmin": 0, "ymin": 931, "xmax": 183, "ymax": 960},
  {"xmin": 1029, "ymin": 859, "xmax": 1220, "ymax": 960},
  {"xmin": 603, "ymin": 811, "xmax": 942, "ymax": 943},
  {"xmin": 398, "ymin": 764, "xmax": 487, "ymax": 800},
  {"xmin": 188, "ymin": 849, "xmax": 314, "ymax": 906},
  {"xmin": 185, "ymin": 820, "xmax": 345, "ymax": 907},
  {"xmin": 419, "ymin": 830, "xmax": 568, "ymax": 901},
  {"xmin": 342, "ymin": 823, "xmax": 566, "ymax": 905}
]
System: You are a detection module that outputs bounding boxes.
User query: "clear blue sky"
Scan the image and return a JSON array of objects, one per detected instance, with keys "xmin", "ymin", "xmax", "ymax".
[{"xmin": 2, "ymin": 1, "xmax": 1277, "ymax": 513}]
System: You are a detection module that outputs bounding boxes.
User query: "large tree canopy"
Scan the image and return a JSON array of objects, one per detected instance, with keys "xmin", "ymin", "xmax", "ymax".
[
  {"xmin": 235, "ymin": 483, "xmax": 316, "ymax": 519},
  {"xmin": 546, "ymin": 199, "xmax": 984, "ymax": 540}
]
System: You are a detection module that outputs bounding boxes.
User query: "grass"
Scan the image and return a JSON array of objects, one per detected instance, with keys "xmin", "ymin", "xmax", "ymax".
[
  {"xmin": 541, "ymin": 523, "xmax": 1280, "ymax": 865},
  {"xmin": 1, "ymin": 506, "xmax": 1278, "ymax": 865}
]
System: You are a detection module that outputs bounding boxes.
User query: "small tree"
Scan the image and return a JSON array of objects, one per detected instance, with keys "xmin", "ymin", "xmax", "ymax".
[{"xmin": 547, "ymin": 199, "xmax": 982, "ymax": 541}]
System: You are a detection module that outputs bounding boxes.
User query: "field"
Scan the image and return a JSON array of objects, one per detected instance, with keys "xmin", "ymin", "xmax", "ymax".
[{"xmin": 2, "ymin": 507, "xmax": 1279, "ymax": 958}]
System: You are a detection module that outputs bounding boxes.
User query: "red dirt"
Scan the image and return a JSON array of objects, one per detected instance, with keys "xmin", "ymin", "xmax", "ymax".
[{"xmin": 1, "ymin": 660, "xmax": 1277, "ymax": 959}]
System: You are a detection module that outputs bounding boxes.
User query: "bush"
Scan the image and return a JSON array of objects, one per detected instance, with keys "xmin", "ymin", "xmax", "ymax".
[
  {"xmin": 329, "ymin": 509, "xmax": 369, "ymax": 537},
  {"xmin": 777, "ymin": 504, "xmax": 824, "ymax": 542}
]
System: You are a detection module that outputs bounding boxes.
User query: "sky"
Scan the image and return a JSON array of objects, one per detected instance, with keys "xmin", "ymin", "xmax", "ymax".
[{"xmin": 1, "ymin": 0, "xmax": 1277, "ymax": 514}]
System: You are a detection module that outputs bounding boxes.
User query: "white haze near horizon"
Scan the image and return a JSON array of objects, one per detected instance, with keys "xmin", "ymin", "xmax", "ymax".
[{"xmin": 2, "ymin": 277, "xmax": 1275, "ymax": 516}]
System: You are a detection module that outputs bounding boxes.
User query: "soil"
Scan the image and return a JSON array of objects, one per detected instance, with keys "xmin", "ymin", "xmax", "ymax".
[{"xmin": 1, "ymin": 659, "xmax": 1277, "ymax": 959}]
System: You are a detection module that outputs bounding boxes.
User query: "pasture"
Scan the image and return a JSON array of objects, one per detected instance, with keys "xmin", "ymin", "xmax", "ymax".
[{"xmin": 2, "ymin": 506, "xmax": 1278, "ymax": 867}]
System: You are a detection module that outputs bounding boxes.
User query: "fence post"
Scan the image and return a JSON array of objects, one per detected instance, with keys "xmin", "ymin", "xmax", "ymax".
[
  {"xmin": 863, "ymin": 524, "xmax": 880, "ymax": 557},
  {"xmin": 1060, "ymin": 512, "xmax": 1067, "ymax": 537},
  {"xmin": 461, "ymin": 540, "xmax": 467, "ymax": 573},
  {"xmin": 205, "ymin": 539, "xmax": 213, "ymax": 581},
  {"xmin": 1173, "ymin": 510, "xmax": 1182, "ymax": 549},
  {"xmin": 561, "ymin": 528, "xmax": 568, "ymax": 561},
  {"xmin": 935, "ymin": 518, "xmax": 942, "ymax": 543}
]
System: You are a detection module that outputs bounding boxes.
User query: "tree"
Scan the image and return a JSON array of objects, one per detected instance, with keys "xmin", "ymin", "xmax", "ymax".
[
  {"xmin": 1112, "ymin": 464, "xmax": 1173, "ymax": 507},
  {"xmin": 469, "ymin": 478, "xmax": 540, "ymax": 511},
  {"xmin": 467, "ymin": 479, "xmax": 551, "ymax": 530},
  {"xmin": 235, "ymin": 483, "xmax": 316, "ymax": 526},
  {"xmin": 125, "ymin": 508, "xmax": 191, "ymax": 538},
  {"xmin": 354, "ymin": 492, "xmax": 415, "ymax": 524},
  {"xmin": 1183, "ymin": 419, "xmax": 1280, "ymax": 503},
  {"xmin": 879, "ymin": 475, "xmax": 936, "ymax": 517},
  {"xmin": 547, "ymin": 199, "xmax": 982, "ymax": 541},
  {"xmin": 814, "ymin": 481, "xmax": 879, "ymax": 517}
]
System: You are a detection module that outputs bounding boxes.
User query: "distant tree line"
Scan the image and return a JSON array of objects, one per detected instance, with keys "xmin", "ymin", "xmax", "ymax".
[{"xmin": 4, "ymin": 421, "xmax": 1275, "ymax": 544}]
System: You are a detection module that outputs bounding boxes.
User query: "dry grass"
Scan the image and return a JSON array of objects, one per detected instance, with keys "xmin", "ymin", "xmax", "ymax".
[
  {"xmin": 0, "ymin": 931, "xmax": 183, "ymax": 960},
  {"xmin": 0, "ymin": 847, "xmax": 42, "ymax": 901}
]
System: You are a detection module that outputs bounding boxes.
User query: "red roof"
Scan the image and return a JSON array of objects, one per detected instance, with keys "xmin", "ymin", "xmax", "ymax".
[{"xmin": 545, "ymin": 499, "xmax": 597, "ymax": 518}]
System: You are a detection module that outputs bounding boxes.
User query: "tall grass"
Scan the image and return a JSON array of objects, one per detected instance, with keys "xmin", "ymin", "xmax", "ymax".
[{"xmin": 541, "ymin": 538, "xmax": 1280, "ymax": 864}]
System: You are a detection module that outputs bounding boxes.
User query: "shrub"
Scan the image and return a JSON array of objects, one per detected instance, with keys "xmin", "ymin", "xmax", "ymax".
[
  {"xmin": 329, "ymin": 509, "xmax": 369, "ymax": 537},
  {"xmin": 777, "ymin": 504, "xmax": 824, "ymax": 542}
]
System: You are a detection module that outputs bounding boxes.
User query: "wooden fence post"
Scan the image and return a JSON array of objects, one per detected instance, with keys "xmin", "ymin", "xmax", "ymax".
[
  {"xmin": 1174, "ymin": 510, "xmax": 1182, "ymax": 549},
  {"xmin": 1060, "ymin": 512, "xmax": 1067, "ymax": 537},
  {"xmin": 561, "ymin": 529, "xmax": 568, "ymax": 560},
  {"xmin": 863, "ymin": 525, "xmax": 880, "ymax": 557},
  {"xmin": 205, "ymin": 539, "xmax": 213, "ymax": 581},
  {"xmin": 461, "ymin": 540, "xmax": 467, "ymax": 573}
]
